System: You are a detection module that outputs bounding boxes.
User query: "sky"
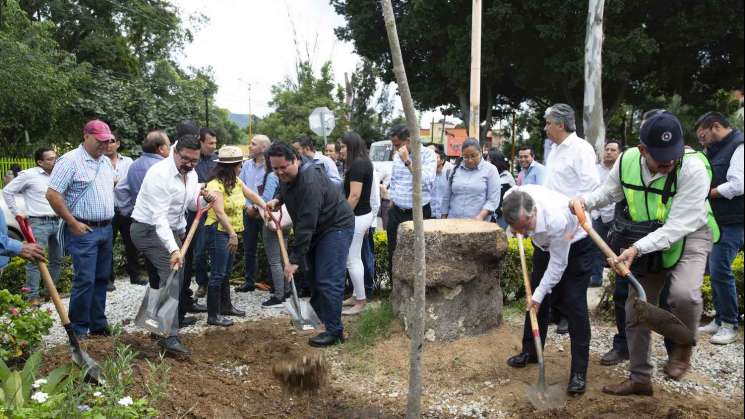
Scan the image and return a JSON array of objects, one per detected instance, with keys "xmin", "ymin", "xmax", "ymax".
[{"xmin": 172, "ymin": 0, "xmax": 450, "ymax": 128}]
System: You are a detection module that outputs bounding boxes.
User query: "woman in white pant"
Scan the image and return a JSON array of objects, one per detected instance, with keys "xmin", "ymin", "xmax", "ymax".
[{"xmin": 340, "ymin": 132, "xmax": 375, "ymax": 315}]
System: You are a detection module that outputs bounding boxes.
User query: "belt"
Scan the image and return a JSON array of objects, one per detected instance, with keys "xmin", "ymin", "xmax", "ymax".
[
  {"xmin": 75, "ymin": 218, "xmax": 112, "ymax": 227},
  {"xmin": 29, "ymin": 215, "xmax": 60, "ymax": 221}
]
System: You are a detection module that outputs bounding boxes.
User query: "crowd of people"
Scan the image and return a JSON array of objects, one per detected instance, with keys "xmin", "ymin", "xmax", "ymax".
[{"xmin": 0, "ymin": 101, "xmax": 741, "ymax": 398}]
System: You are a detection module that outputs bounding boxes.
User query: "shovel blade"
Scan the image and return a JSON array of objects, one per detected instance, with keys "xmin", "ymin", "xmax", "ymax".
[
  {"xmin": 285, "ymin": 299, "xmax": 321, "ymax": 331},
  {"xmin": 632, "ymin": 299, "xmax": 696, "ymax": 346},
  {"xmin": 71, "ymin": 347, "xmax": 102, "ymax": 383},
  {"xmin": 526, "ymin": 382, "xmax": 566, "ymax": 411}
]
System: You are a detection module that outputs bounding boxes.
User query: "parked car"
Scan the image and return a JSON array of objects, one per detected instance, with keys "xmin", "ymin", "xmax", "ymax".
[
  {"xmin": 0, "ymin": 189, "xmax": 26, "ymax": 242},
  {"xmin": 369, "ymin": 140, "xmax": 393, "ymax": 189}
]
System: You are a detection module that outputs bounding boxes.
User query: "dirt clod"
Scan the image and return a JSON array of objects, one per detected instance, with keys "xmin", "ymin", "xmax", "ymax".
[{"xmin": 273, "ymin": 353, "xmax": 328, "ymax": 394}]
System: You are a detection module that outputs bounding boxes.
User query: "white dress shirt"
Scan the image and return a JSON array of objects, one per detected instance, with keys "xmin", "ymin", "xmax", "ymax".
[
  {"xmin": 582, "ymin": 151, "xmax": 710, "ymax": 256},
  {"xmin": 717, "ymin": 143, "xmax": 744, "ymax": 199},
  {"xmin": 131, "ymin": 155, "xmax": 200, "ymax": 254},
  {"xmin": 517, "ymin": 185, "xmax": 587, "ymax": 304},
  {"xmin": 544, "ymin": 133, "xmax": 599, "ymax": 198},
  {"xmin": 2, "ymin": 167, "xmax": 56, "ymax": 217},
  {"xmin": 591, "ymin": 163, "xmax": 615, "ymax": 223}
]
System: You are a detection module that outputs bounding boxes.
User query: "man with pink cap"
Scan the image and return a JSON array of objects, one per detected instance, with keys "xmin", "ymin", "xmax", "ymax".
[{"xmin": 46, "ymin": 119, "xmax": 116, "ymax": 339}]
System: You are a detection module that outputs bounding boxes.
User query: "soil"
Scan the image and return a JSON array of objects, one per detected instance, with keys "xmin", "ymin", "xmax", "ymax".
[{"xmin": 42, "ymin": 316, "xmax": 744, "ymax": 418}]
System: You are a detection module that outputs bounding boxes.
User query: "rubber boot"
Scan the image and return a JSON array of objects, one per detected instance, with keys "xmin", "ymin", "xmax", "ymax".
[
  {"xmin": 207, "ymin": 286, "xmax": 233, "ymax": 327},
  {"xmin": 221, "ymin": 277, "xmax": 245, "ymax": 317}
]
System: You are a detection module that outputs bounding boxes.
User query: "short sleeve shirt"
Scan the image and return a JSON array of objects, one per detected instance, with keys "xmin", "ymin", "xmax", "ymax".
[
  {"xmin": 344, "ymin": 159, "xmax": 373, "ymax": 216},
  {"xmin": 205, "ymin": 178, "xmax": 246, "ymax": 233}
]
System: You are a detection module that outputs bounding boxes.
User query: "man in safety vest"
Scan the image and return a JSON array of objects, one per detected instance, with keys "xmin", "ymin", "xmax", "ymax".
[{"xmin": 572, "ymin": 111, "xmax": 719, "ymax": 396}]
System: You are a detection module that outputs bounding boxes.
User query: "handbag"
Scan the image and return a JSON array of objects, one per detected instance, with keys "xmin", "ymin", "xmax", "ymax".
[{"xmin": 264, "ymin": 205, "xmax": 292, "ymax": 231}]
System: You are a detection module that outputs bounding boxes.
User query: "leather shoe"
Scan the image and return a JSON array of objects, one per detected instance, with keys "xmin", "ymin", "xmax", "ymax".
[
  {"xmin": 234, "ymin": 283, "xmax": 255, "ymax": 293},
  {"xmin": 107, "ymin": 282, "xmax": 116, "ymax": 292},
  {"xmin": 567, "ymin": 372, "xmax": 586, "ymax": 395},
  {"xmin": 158, "ymin": 336, "xmax": 190, "ymax": 355},
  {"xmin": 308, "ymin": 332, "xmax": 344, "ymax": 347},
  {"xmin": 600, "ymin": 348, "xmax": 629, "ymax": 366},
  {"xmin": 556, "ymin": 318, "xmax": 569, "ymax": 335},
  {"xmin": 179, "ymin": 316, "xmax": 197, "ymax": 328},
  {"xmin": 506, "ymin": 352, "xmax": 538, "ymax": 368},
  {"xmin": 187, "ymin": 302, "xmax": 208, "ymax": 313},
  {"xmin": 602, "ymin": 379, "xmax": 653, "ymax": 396},
  {"xmin": 221, "ymin": 305, "xmax": 246, "ymax": 317},
  {"xmin": 207, "ymin": 315, "xmax": 234, "ymax": 327}
]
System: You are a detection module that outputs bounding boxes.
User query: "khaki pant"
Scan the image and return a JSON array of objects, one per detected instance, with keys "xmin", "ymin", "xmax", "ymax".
[{"xmin": 627, "ymin": 226, "xmax": 712, "ymax": 383}]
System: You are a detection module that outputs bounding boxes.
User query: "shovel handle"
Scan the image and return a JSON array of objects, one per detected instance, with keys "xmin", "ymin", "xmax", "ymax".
[{"xmin": 516, "ymin": 235, "xmax": 540, "ymax": 336}]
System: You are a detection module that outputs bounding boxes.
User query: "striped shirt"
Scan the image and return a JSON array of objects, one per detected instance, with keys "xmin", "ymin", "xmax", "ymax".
[
  {"xmin": 48, "ymin": 145, "xmax": 115, "ymax": 221},
  {"xmin": 388, "ymin": 145, "xmax": 437, "ymax": 210}
]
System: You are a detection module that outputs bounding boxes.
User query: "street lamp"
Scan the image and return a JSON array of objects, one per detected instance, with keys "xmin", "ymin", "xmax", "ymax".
[{"xmin": 203, "ymin": 88, "xmax": 210, "ymax": 128}]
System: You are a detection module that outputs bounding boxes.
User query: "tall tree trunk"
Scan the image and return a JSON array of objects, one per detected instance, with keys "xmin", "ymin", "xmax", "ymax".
[
  {"xmin": 468, "ymin": 0, "xmax": 482, "ymax": 139},
  {"xmin": 380, "ymin": 1, "xmax": 427, "ymax": 417},
  {"xmin": 583, "ymin": 0, "xmax": 606, "ymax": 158}
]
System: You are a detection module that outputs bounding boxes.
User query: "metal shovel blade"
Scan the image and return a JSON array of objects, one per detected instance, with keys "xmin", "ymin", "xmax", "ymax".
[
  {"xmin": 526, "ymin": 382, "xmax": 566, "ymax": 411},
  {"xmin": 285, "ymin": 282, "xmax": 321, "ymax": 331},
  {"xmin": 64, "ymin": 324, "xmax": 101, "ymax": 383},
  {"xmin": 632, "ymin": 298, "xmax": 696, "ymax": 346}
]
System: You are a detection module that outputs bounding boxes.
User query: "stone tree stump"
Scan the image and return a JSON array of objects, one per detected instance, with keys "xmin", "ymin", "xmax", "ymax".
[{"xmin": 391, "ymin": 219, "xmax": 509, "ymax": 342}]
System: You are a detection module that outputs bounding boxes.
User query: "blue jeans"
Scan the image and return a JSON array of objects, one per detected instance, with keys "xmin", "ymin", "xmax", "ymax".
[
  {"xmin": 709, "ymin": 224, "xmax": 744, "ymax": 326},
  {"xmin": 183, "ymin": 211, "xmax": 209, "ymax": 287},
  {"xmin": 26, "ymin": 217, "xmax": 63, "ymax": 299},
  {"xmin": 66, "ymin": 225, "xmax": 113, "ymax": 336},
  {"xmin": 242, "ymin": 212, "xmax": 263, "ymax": 286},
  {"xmin": 309, "ymin": 227, "xmax": 354, "ymax": 336},
  {"xmin": 590, "ymin": 217, "xmax": 611, "ymax": 285},
  {"xmin": 205, "ymin": 224, "xmax": 234, "ymax": 288},
  {"xmin": 362, "ymin": 227, "xmax": 375, "ymax": 298}
]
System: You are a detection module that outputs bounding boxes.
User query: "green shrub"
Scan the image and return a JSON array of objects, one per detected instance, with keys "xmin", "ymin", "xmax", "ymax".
[
  {"xmin": 702, "ymin": 251, "xmax": 744, "ymax": 316},
  {"xmin": 346, "ymin": 300, "xmax": 396, "ymax": 351},
  {"xmin": 0, "ymin": 257, "xmax": 73, "ymax": 297},
  {"xmin": 501, "ymin": 238, "xmax": 534, "ymax": 304},
  {"xmin": 0, "ymin": 290, "xmax": 53, "ymax": 364}
]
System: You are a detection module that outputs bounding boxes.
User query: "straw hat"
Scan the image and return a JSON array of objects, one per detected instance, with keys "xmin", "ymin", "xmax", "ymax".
[{"xmin": 214, "ymin": 145, "xmax": 249, "ymax": 164}]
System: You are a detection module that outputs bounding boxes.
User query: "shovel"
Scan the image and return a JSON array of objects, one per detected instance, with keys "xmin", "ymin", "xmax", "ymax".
[
  {"xmin": 572, "ymin": 201, "xmax": 695, "ymax": 346},
  {"xmin": 16, "ymin": 216, "xmax": 101, "ymax": 383},
  {"xmin": 267, "ymin": 210, "xmax": 321, "ymax": 331},
  {"xmin": 516, "ymin": 233, "xmax": 566, "ymax": 411}
]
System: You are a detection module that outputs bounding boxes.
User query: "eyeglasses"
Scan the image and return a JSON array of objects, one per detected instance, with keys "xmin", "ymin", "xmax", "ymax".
[{"xmin": 177, "ymin": 153, "xmax": 199, "ymax": 165}]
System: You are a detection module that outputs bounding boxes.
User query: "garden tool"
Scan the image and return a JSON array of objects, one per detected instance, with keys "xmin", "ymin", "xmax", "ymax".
[
  {"xmin": 516, "ymin": 233, "xmax": 566, "ymax": 411},
  {"xmin": 266, "ymin": 210, "xmax": 320, "ymax": 331},
  {"xmin": 572, "ymin": 201, "xmax": 695, "ymax": 346},
  {"xmin": 135, "ymin": 199, "xmax": 211, "ymax": 336},
  {"xmin": 17, "ymin": 216, "xmax": 101, "ymax": 383}
]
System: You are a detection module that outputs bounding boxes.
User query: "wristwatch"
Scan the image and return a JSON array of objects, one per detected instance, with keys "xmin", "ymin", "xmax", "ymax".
[{"xmin": 404, "ymin": 159, "xmax": 412, "ymax": 167}]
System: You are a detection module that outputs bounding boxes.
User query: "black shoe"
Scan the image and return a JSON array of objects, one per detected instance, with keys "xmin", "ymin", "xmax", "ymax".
[
  {"xmin": 130, "ymin": 277, "xmax": 148, "ymax": 285},
  {"xmin": 567, "ymin": 372, "xmax": 586, "ymax": 395},
  {"xmin": 221, "ymin": 279, "xmax": 245, "ymax": 316},
  {"xmin": 308, "ymin": 332, "xmax": 344, "ymax": 348},
  {"xmin": 600, "ymin": 348, "xmax": 629, "ymax": 366},
  {"xmin": 207, "ymin": 315, "xmax": 234, "ymax": 327},
  {"xmin": 187, "ymin": 302, "xmax": 208, "ymax": 313},
  {"xmin": 89, "ymin": 327, "xmax": 112, "ymax": 337},
  {"xmin": 159, "ymin": 336, "xmax": 190, "ymax": 355},
  {"xmin": 107, "ymin": 282, "xmax": 116, "ymax": 292},
  {"xmin": 262, "ymin": 296, "xmax": 285, "ymax": 308},
  {"xmin": 179, "ymin": 316, "xmax": 198, "ymax": 328},
  {"xmin": 556, "ymin": 318, "xmax": 569, "ymax": 335},
  {"xmin": 506, "ymin": 352, "xmax": 538, "ymax": 368},
  {"xmin": 235, "ymin": 283, "xmax": 255, "ymax": 293}
]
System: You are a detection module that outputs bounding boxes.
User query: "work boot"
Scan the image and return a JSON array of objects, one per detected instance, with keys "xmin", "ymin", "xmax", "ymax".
[
  {"xmin": 600, "ymin": 348, "xmax": 629, "ymax": 366},
  {"xmin": 159, "ymin": 336, "xmax": 190, "ymax": 355},
  {"xmin": 207, "ymin": 286, "xmax": 233, "ymax": 327},
  {"xmin": 567, "ymin": 372, "xmax": 586, "ymax": 395},
  {"xmin": 663, "ymin": 345, "xmax": 693, "ymax": 380},
  {"xmin": 602, "ymin": 379, "xmax": 653, "ymax": 396},
  {"xmin": 221, "ymin": 278, "xmax": 245, "ymax": 317}
]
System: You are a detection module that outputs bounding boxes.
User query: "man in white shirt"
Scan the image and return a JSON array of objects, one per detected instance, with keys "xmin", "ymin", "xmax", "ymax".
[
  {"xmin": 131, "ymin": 134, "xmax": 213, "ymax": 355},
  {"xmin": 2, "ymin": 148, "xmax": 62, "ymax": 306},
  {"xmin": 591, "ymin": 140, "xmax": 622, "ymax": 287},
  {"xmin": 575, "ymin": 111, "xmax": 716, "ymax": 395},
  {"xmin": 503, "ymin": 185, "xmax": 593, "ymax": 396}
]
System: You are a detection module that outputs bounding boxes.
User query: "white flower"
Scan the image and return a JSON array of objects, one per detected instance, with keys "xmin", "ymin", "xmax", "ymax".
[
  {"xmin": 93, "ymin": 391, "xmax": 103, "ymax": 397},
  {"xmin": 32, "ymin": 378, "xmax": 47, "ymax": 389},
  {"xmin": 117, "ymin": 396, "xmax": 134, "ymax": 406},
  {"xmin": 78, "ymin": 404, "xmax": 91, "ymax": 412},
  {"xmin": 31, "ymin": 391, "xmax": 49, "ymax": 403}
]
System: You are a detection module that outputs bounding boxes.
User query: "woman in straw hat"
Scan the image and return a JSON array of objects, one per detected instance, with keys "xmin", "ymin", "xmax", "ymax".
[{"xmin": 203, "ymin": 145, "xmax": 266, "ymax": 327}]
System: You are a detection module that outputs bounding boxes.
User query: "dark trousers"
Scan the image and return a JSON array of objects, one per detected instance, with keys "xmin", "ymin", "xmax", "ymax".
[
  {"xmin": 180, "ymin": 210, "xmax": 208, "ymax": 319},
  {"xmin": 110, "ymin": 211, "xmax": 157, "ymax": 284},
  {"xmin": 385, "ymin": 203, "xmax": 432, "ymax": 278},
  {"xmin": 362, "ymin": 227, "xmax": 375, "ymax": 298},
  {"xmin": 590, "ymin": 217, "xmax": 611, "ymax": 285},
  {"xmin": 204, "ymin": 224, "xmax": 233, "ymax": 288},
  {"xmin": 308, "ymin": 227, "xmax": 354, "ymax": 336},
  {"xmin": 522, "ymin": 237, "xmax": 593, "ymax": 375},
  {"xmin": 242, "ymin": 212, "xmax": 264, "ymax": 286}
]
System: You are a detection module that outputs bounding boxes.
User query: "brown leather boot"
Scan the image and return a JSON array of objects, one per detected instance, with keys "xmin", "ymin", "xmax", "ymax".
[
  {"xmin": 602, "ymin": 379, "xmax": 654, "ymax": 396},
  {"xmin": 663, "ymin": 345, "xmax": 693, "ymax": 380}
]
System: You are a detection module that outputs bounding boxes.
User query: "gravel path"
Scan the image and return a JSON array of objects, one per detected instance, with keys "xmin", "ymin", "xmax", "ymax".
[{"xmin": 41, "ymin": 278, "xmax": 286, "ymax": 348}]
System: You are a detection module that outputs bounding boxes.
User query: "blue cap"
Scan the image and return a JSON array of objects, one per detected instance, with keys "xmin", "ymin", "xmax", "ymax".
[{"xmin": 640, "ymin": 111, "xmax": 684, "ymax": 162}]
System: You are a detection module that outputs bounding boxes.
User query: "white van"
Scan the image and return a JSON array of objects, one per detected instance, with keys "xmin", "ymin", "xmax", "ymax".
[{"xmin": 369, "ymin": 140, "xmax": 393, "ymax": 189}]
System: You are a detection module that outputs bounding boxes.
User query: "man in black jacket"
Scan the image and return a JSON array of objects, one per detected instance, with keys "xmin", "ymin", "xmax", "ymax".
[{"xmin": 266, "ymin": 142, "xmax": 355, "ymax": 347}]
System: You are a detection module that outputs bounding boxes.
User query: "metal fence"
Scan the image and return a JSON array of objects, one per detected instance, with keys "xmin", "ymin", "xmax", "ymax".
[{"xmin": 0, "ymin": 157, "xmax": 36, "ymax": 188}]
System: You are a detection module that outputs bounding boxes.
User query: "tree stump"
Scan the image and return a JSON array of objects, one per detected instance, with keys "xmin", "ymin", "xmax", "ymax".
[{"xmin": 391, "ymin": 219, "xmax": 509, "ymax": 342}]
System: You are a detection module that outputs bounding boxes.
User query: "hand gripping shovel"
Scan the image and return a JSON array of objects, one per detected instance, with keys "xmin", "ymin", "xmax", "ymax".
[
  {"xmin": 17, "ymin": 216, "xmax": 101, "ymax": 383},
  {"xmin": 516, "ymin": 233, "xmax": 566, "ymax": 411},
  {"xmin": 572, "ymin": 201, "xmax": 695, "ymax": 346},
  {"xmin": 135, "ymin": 200, "xmax": 211, "ymax": 336},
  {"xmin": 266, "ymin": 210, "xmax": 321, "ymax": 331}
]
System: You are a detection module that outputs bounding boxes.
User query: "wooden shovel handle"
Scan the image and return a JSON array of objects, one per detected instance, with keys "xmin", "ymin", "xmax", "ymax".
[
  {"xmin": 516, "ymin": 234, "xmax": 539, "ymax": 331},
  {"xmin": 572, "ymin": 200, "xmax": 631, "ymax": 277}
]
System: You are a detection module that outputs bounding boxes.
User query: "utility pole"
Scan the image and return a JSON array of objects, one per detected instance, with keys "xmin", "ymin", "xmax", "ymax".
[
  {"xmin": 468, "ymin": 0, "xmax": 482, "ymax": 139},
  {"xmin": 203, "ymin": 88, "xmax": 210, "ymax": 128},
  {"xmin": 247, "ymin": 83, "xmax": 253, "ymax": 139}
]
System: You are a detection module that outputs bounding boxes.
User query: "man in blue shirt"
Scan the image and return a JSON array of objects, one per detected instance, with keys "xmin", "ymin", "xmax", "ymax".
[
  {"xmin": 516, "ymin": 145, "xmax": 546, "ymax": 186},
  {"xmin": 0, "ymin": 211, "xmax": 46, "ymax": 271}
]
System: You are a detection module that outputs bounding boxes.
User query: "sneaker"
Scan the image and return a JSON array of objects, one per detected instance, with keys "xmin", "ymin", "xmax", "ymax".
[
  {"xmin": 261, "ymin": 296, "xmax": 285, "ymax": 308},
  {"xmin": 342, "ymin": 303, "xmax": 366, "ymax": 316},
  {"xmin": 342, "ymin": 297, "xmax": 356, "ymax": 307},
  {"xmin": 698, "ymin": 319, "xmax": 719, "ymax": 335},
  {"xmin": 710, "ymin": 323, "xmax": 738, "ymax": 345}
]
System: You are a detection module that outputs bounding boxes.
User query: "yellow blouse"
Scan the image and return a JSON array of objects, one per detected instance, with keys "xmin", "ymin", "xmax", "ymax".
[{"xmin": 204, "ymin": 178, "xmax": 246, "ymax": 233}]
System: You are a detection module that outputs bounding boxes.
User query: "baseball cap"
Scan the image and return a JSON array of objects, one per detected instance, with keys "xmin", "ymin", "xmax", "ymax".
[
  {"xmin": 639, "ymin": 111, "xmax": 684, "ymax": 162},
  {"xmin": 83, "ymin": 120, "xmax": 114, "ymax": 141}
]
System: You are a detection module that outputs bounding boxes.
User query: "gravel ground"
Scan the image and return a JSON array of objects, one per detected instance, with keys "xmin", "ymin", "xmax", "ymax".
[{"xmin": 41, "ymin": 278, "xmax": 286, "ymax": 348}]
